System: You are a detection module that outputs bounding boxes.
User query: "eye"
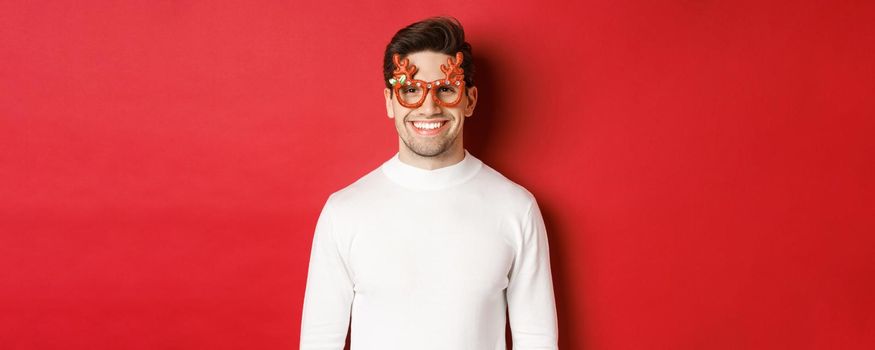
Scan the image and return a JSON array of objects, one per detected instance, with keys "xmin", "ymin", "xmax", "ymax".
[{"xmin": 439, "ymin": 86, "xmax": 456, "ymax": 93}]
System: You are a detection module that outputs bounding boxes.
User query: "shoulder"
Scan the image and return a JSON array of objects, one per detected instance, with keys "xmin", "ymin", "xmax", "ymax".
[
  {"xmin": 323, "ymin": 163, "xmax": 389, "ymax": 212},
  {"xmin": 472, "ymin": 162, "xmax": 539, "ymax": 213}
]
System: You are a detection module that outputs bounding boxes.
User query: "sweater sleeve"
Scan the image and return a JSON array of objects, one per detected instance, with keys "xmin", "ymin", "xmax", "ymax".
[
  {"xmin": 506, "ymin": 198, "xmax": 560, "ymax": 349},
  {"xmin": 300, "ymin": 197, "xmax": 355, "ymax": 350}
]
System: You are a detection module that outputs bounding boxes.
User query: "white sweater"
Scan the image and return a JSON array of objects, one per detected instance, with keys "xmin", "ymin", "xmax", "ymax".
[{"xmin": 300, "ymin": 149, "xmax": 559, "ymax": 350}]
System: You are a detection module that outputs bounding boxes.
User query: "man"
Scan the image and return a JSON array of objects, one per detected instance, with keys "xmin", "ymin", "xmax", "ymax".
[{"xmin": 299, "ymin": 16, "xmax": 559, "ymax": 350}]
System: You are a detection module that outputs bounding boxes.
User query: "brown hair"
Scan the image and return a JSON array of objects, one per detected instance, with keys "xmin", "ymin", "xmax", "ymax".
[{"xmin": 383, "ymin": 16, "xmax": 476, "ymax": 95}]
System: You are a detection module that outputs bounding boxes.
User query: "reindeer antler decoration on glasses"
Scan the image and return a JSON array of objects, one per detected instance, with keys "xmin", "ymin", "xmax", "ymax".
[{"xmin": 388, "ymin": 51, "xmax": 466, "ymax": 109}]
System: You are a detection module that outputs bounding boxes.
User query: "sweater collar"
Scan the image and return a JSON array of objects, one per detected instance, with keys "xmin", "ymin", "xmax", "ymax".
[{"xmin": 381, "ymin": 149, "xmax": 483, "ymax": 191}]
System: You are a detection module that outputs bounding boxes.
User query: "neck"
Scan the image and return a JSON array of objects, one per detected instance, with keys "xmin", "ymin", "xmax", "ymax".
[{"xmin": 397, "ymin": 137, "xmax": 465, "ymax": 170}]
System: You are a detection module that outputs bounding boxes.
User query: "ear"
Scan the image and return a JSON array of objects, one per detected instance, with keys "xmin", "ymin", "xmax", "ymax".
[
  {"xmin": 384, "ymin": 88, "xmax": 395, "ymax": 119},
  {"xmin": 464, "ymin": 86, "xmax": 478, "ymax": 117}
]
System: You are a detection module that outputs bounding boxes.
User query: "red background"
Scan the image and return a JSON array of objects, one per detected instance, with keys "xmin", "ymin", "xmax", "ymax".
[{"xmin": 1, "ymin": 1, "xmax": 873, "ymax": 349}]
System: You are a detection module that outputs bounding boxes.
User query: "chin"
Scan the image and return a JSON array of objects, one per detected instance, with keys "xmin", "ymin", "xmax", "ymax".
[{"xmin": 403, "ymin": 139, "xmax": 448, "ymax": 156}]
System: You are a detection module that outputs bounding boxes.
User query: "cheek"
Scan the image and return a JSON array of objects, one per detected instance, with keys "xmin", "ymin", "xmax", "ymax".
[
  {"xmin": 447, "ymin": 108, "xmax": 466, "ymax": 120},
  {"xmin": 394, "ymin": 108, "xmax": 410, "ymax": 121},
  {"xmin": 393, "ymin": 110, "xmax": 410, "ymax": 129}
]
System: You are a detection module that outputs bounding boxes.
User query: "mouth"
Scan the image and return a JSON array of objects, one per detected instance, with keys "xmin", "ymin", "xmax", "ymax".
[{"xmin": 407, "ymin": 119, "xmax": 450, "ymax": 137}]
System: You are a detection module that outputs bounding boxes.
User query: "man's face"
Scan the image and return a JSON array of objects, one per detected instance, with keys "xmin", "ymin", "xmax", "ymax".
[{"xmin": 384, "ymin": 50, "xmax": 478, "ymax": 158}]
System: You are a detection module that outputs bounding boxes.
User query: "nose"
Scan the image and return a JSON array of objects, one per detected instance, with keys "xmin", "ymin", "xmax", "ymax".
[{"xmin": 416, "ymin": 89, "xmax": 442, "ymax": 115}]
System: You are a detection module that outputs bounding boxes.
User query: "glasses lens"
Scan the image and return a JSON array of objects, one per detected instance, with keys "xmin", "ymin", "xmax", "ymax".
[
  {"xmin": 434, "ymin": 81, "xmax": 462, "ymax": 105},
  {"xmin": 398, "ymin": 83, "xmax": 425, "ymax": 105}
]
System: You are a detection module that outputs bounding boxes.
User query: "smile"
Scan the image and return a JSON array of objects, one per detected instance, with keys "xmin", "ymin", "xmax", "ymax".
[{"xmin": 408, "ymin": 120, "xmax": 449, "ymax": 136}]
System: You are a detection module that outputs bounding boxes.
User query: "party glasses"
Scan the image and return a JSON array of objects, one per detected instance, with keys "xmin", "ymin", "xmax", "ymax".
[{"xmin": 388, "ymin": 51, "xmax": 466, "ymax": 109}]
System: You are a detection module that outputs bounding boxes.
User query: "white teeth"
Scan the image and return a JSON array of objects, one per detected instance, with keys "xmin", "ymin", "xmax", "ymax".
[{"xmin": 412, "ymin": 121, "xmax": 445, "ymax": 130}]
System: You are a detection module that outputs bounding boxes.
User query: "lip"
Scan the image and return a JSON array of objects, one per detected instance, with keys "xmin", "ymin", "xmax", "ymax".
[
  {"xmin": 408, "ymin": 119, "xmax": 449, "ymax": 137},
  {"xmin": 408, "ymin": 119, "xmax": 450, "ymax": 122}
]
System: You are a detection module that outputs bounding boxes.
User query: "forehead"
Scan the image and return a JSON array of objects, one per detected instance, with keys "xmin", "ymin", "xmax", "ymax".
[{"xmin": 403, "ymin": 50, "xmax": 453, "ymax": 80}]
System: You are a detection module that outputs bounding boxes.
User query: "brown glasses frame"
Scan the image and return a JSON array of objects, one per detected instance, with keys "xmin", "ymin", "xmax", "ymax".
[
  {"xmin": 392, "ymin": 78, "xmax": 466, "ymax": 108},
  {"xmin": 389, "ymin": 52, "xmax": 467, "ymax": 109}
]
